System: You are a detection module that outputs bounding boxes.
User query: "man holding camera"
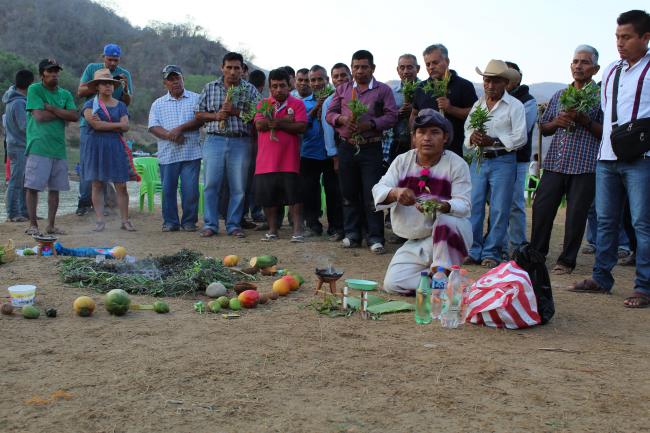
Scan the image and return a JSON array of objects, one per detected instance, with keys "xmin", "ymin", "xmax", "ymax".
[{"xmin": 76, "ymin": 43, "xmax": 134, "ymax": 216}]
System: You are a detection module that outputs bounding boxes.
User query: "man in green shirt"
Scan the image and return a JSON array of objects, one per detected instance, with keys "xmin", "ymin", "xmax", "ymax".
[{"xmin": 24, "ymin": 59, "xmax": 78, "ymax": 236}]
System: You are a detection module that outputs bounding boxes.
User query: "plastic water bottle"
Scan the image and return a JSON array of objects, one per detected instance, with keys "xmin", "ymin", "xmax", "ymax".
[
  {"xmin": 430, "ymin": 266, "xmax": 447, "ymax": 321},
  {"xmin": 459, "ymin": 269, "xmax": 473, "ymax": 324},
  {"xmin": 414, "ymin": 271, "xmax": 432, "ymax": 324},
  {"xmin": 441, "ymin": 265, "xmax": 463, "ymax": 329}
]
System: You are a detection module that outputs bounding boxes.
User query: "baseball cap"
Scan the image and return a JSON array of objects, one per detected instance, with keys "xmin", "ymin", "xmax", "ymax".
[
  {"xmin": 103, "ymin": 43, "xmax": 122, "ymax": 58},
  {"xmin": 38, "ymin": 58, "xmax": 62, "ymax": 74},
  {"xmin": 162, "ymin": 65, "xmax": 183, "ymax": 79}
]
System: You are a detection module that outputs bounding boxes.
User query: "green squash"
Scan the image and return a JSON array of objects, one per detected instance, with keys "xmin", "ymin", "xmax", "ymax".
[{"xmin": 105, "ymin": 289, "xmax": 131, "ymax": 316}]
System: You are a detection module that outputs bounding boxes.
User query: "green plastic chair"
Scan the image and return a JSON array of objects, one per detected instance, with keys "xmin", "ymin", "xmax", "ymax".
[{"xmin": 133, "ymin": 157, "xmax": 162, "ymax": 212}]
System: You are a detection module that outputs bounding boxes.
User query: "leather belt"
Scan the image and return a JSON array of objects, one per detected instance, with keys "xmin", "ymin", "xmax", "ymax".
[
  {"xmin": 481, "ymin": 148, "xmax": 510, "ymax": 159},
  {"xmin": 208, "ymin": 131, "xmax": 248, "ymax": 138}
]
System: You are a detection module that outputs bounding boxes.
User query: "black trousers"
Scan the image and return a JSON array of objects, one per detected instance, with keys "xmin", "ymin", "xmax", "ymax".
[
  {"xmin": 337, "ymin": 140, "xmax": 385, "ymax": 245},
  {"xmin": 300, "ymin": 157, "xmax": 344, "ymax": 235},
  {"xmin": 530, "ymin": 170, "xmax": 595, "ymax": 268}
]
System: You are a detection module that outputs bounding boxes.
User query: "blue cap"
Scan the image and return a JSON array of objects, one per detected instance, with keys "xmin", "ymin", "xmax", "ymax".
[
  {"xmin": 420, "ymin": 271, "xmax": 429, "ymax": 276},
  {"xmin": 103, "ymin": 44, "xmax": 121, "ymax": 58},
  {"xmin": 437, "ymin": 266, "xmax": 445, "ymax": 272}
]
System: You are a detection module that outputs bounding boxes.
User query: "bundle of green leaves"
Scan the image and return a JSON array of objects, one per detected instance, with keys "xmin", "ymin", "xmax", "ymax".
[{"xmin": 559, "ymin": 83, "xmax": 599, "ymax": 113}]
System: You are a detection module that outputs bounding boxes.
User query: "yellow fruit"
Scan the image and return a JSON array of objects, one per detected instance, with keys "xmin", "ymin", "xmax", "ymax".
[
  {"xmin": 272, "ymin": 279, "xmax": 291, "ymax": 296},
  {"xmin": 282, "ymin": 275, "xmax": 300, "ymax": 291},
  {"xmin": 73, "ymin": 296, "xmax": 96, "ymax": 317},
  {"xmin": 223, "ymin": 255, "xmax": 239, "ymax": 267},
  {"xmin": 112, "ymin": 246, "xmax": 127, "ymax": 260}
]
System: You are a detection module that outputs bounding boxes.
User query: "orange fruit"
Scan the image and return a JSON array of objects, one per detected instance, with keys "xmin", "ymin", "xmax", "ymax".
[
  {"xmin": 272, "ymin": 279, "xmax": 291, "ymax": 296},
  {"xmin": 282, "ymin": 275, "xmax": 299, "ymax": 291},
  {"xmin": 223, "ymin": 255, "xmax": 239, "ymax": 267}
]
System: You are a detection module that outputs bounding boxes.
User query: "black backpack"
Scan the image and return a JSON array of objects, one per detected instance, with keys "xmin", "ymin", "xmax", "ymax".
[{"xmin": 512, "ymin": 243, "xmax": 555, "ymax": 325}]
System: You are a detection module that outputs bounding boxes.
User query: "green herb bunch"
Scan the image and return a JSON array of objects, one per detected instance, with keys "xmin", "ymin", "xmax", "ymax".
[
  {"xmin": 314, "ymin": 84, "xmax": 335, "ymax": 100},
  {"xmin": 467, "ymin": 106, "xmax": 493, "ymax": 173},
  {"xmin": 402, "ymin": 79, "xmax": 419, "ymax": 103}
]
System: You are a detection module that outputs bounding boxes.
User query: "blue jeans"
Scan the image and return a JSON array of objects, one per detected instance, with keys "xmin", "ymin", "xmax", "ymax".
[
  {"xmin": 5, "ymin": 146, "xmax": 27, "ymax": 219},
  {"xmin": 159, "ymin": 159, "xmax": 201, "ymax": 228},
  {"xmin": 504, "ymin": 161, "xmax": 528, "ymax": 253},
  {"xmin": 593, "ymin": 159, "xmax": 650, "ymax": 296},
  {"xmin": 202, "ymin": 135, "xmax": 250, "ymax": 234},
  {"xmin": 586, "ymin": 200, "xmax": 630, "ymax": 250},
  {"xmin": 469, "ymin": 152, "xmax": 517, "ymax": 261}
]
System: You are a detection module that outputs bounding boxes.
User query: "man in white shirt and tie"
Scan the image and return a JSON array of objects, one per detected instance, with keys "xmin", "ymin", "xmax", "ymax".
[
  {"xmin": 570, "ymin": 9, "xmax": 650, "ymax": 309},
  {"xmin": 463, "ymin": 59, "xmax": 527, "ymax": 268}
]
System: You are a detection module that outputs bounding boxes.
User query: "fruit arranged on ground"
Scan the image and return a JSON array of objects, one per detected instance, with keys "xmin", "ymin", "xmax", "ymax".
[
  {"xmin": 216, "ymin": 296, "xmax": 230, "ymax": 309},
  {"xmin": 229, "ymin": 298, "xmax": 241, "ymax": 311},
  {"xmin": 206, "ymin": 281, "xmax": 227, "ymax": 298},
  {"xmin": 207, "ymin": 300, "xmax": 222, "ymax": 313},
  {"xmin": 287, "ymin": 271, "xmax": 305, "ymax": 286},
  {"xmin": 234, "ymin": 281, "xmax": 257, "ymax": 294},
  {"xmin": 105, "ymin": 289, "xmax": 131, "ymax": 316},
  {"xmin": 45, "ymin": 308, "xmax": 57, "ymax": 318},
  {"xmin": 194, "ymin": 301, "xmax": 206, "ymax": 313},
  {"xmin": 1, "ymin": 303, "xmax": 14, "ymax": 315},
  {"xmin": 260, "ymin": 265, "xmax": 278, "ymax": 276},
  {"xmin": 153, "ymin": 301, "xmax": 170, "ymax": 314},
  {"xmin": 268, "ymin": 291, "xmax": 279, "ymax": 300},
  {"xmin": 259, "ymin": 294, "xmax": 269, "ymax": 304},
  {"xmin": 238, "ymin": 290, "xmax": 260, "ymax": 308},
  {"xmin": 272, "ymin": 278, "xmax": 291, "ymax": 296},
  {"xmin": 249, "ymin": 255, "xmax": 277, "ymax": 269},
  {"xmin": 22, "ymin": 305, "xmax": 40, "ymax": 319},
  {"xmin": 73, "ymin": 296, "xmax": 96, "ymax": 317},
  {"xmin": 223, "ymin": 255, "xmax": 239, "ymax": 267},
  {"xmin": 282, "ymin": 275, "xmax": 300, "ymax": 291},
  {"xmin": 111, "ymin": 246, "xmax": 127, "ymax": 260}
]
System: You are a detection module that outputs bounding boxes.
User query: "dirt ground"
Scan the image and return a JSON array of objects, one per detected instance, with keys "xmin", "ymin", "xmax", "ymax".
[{"xmin": 0, "ymin": 207, "xmax": 648, "ymax": 433}]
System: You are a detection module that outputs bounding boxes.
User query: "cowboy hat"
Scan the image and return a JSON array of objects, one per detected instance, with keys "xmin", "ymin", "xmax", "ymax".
[
  {"xmin": 475, "ymin": 59, "xmax": 520, "ymax": 82},
  {"xmin": 86, "ymin": 68, "xmax": 122, "ymax": 91}
]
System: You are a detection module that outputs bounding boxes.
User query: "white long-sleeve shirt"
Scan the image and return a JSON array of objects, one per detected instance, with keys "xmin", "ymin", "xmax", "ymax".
[
  {"xmin": 599, "ymin": 50, "xmax": 650, "ymax": 160},
  {"xmin": 464, "ymin": 92, "xmax": 527, "ymax": 152},
  {"xmin": 372, "ymin": 149, "xmax": 471, "ymax": 240}
]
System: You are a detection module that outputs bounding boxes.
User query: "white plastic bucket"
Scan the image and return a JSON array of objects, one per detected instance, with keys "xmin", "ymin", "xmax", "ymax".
[{"xmin": 8, "ymin": 285, "xmax": 36, "ymax": 307}]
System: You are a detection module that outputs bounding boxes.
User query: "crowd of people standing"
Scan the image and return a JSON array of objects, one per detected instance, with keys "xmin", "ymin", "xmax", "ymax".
[{"xmin": 2, "ymin": 9, "xmax": 649, "ymax": 308}]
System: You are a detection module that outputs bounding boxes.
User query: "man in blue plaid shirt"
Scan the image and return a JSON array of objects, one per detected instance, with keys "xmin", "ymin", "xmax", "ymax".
[
  {"xmin": 529, "ymin": 45, "xmax": 603, "ymax": 274},
  {"xmin": 195, "ymin": 52, "xmax": 261, "ymax": 238}
]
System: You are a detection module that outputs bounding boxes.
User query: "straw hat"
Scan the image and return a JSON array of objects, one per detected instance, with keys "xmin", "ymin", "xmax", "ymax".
[
  {"xmin": 475, "ymin": 59, "xmax": 520, "ymax": 82},
  {"xmin": 86, "ymin": 68, "xmax": 122, "ymax": 91}
]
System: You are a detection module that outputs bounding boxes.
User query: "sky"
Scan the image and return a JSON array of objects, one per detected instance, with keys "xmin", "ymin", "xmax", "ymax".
[{"xmin": 99, "ymin": 0, "xmax": 643, "ymax": 84}]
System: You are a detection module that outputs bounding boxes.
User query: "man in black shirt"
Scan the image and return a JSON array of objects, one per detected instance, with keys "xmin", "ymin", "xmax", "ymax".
[{"xmin": 410, "ymin": 44, "xmax": 478, "ymax": 157}]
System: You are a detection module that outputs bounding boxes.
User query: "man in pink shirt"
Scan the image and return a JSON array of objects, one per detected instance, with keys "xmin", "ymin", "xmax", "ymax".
[{"xmin": 254, "ymin": 68, "xmax": 308, "ymax": 242}]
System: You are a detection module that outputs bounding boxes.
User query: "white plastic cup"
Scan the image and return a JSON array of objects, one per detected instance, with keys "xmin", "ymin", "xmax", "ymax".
[{"xmin": 8, "ymin": 285, "xmax": 37, "ymax": 307}]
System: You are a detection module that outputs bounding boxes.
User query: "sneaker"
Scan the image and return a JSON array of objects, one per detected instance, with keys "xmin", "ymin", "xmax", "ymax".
[
  {"xmin": 181, "ymin": 224, "xmax": 198, "ymax": 232},
  {"xmin": 75, "ymin": 207, "xmax": 88, "ymax": 216},
  {"xmin": 617, "ymin": 248, "xmax": 632, "ymax": 259},
  {"xmin": 162, "ymin": 225, "xmax": 180, "ymax": 232},
  {"xmin": 341, "ymin": 238, "xmax": 360, "ymax": 248},
  {"xmin": 370, "ymin": 243, "xmax": 385, "ymax": 254}
]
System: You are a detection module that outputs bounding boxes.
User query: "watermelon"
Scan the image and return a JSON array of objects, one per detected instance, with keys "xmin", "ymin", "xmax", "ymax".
[{"xmin": 105, "ymin": 289, "xmax": 131, "ymax": 316}]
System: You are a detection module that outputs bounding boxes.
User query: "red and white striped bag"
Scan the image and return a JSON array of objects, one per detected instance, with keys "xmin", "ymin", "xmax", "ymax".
[{"xmin": 465, "ymin": 261, "xmax": 541, "ymax": 329}]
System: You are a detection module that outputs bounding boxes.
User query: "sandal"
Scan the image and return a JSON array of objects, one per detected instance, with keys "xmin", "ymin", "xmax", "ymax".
[
  {"xmin": 552, "ymin": 263, "xmax": 573, "ymax": 275},
  {"xmin": 229, "ymin": 229, "xmax": 246, "ymax": 238},
  {"xmin": 261, "ymin": 233, "xmax": 278, "ymax": 242},
  {"xmin": 568, "ymin": 279, "xmax": 610, "ymax": 294},
  {"xmin": 290, "ymin": 235, "xmax": 305, "ymax": 243},
  {"xmin": 120, "ymin": 220, "xmax": 136, "ymax": 232},
  {"xmin": 25, "ymin": 226, "xmax": 41, "ymax": 236},
  {"xmin": 46, "ymin": 226, "xmax": 67, "ymax": 235},
  {"xmin": 199, "ymin": 228, "xmax": 217, "ymax": 237},
  {"xmin": 93, "ymin": 221, "xmax": 106, "ymax": 232},
  {"xmin": 623, "ymin": 292, "xmax": 650, "ymax": 309},
  {"xmin": 481, "ymin": 258, "xmax": 499, "ymax": 269}
]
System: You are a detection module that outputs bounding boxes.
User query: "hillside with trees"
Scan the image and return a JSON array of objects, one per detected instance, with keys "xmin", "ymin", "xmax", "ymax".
[{"xmin": 0, "ymin": 0, "xmax": 256, "ymax": 122}]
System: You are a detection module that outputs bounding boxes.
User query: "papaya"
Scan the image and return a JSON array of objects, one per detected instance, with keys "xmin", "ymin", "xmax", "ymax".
[{"xmin": 73, "ymin": 296, "xmax": 96, "ymax": 317}]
